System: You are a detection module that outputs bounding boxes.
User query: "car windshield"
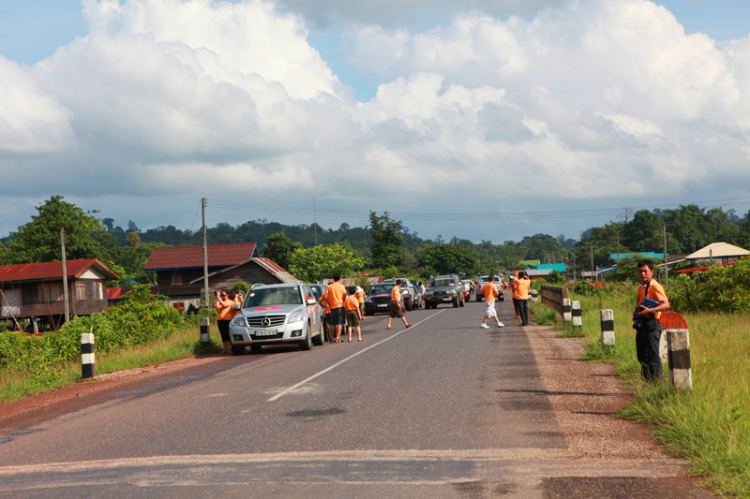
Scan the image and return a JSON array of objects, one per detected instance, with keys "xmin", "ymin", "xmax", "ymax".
[
  {"xmin": 244, "ymin": 287, "xmax": 302, "ymax": 307},
  {"xmin": 308, "ymin": 286, "xmax": 323, "ymax": 300},
  {"xmin": 370, "ymin": 284, "xmax": 394, "ymax": 295},
  {"xmin": 432, "ymin": 279, "xmax": 453, "ymax": 287}
]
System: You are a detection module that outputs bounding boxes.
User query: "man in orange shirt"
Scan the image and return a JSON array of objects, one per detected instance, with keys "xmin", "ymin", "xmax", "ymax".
[
  {"xmin": 512, "ymin": 271, "xmax": 531, "ymax": 326},
  {"xmin": 480, "ymin": 274, "xmax": 505, "ymax": 329},
  {"xmin": 632, "ymin": 260, "xmax": 670, "ymax": 382},
  {"xmin": 386, "ymin": 279, "xmax": 412, "ymax": 330},
  {"xmin": 319, "ymin": 273, "xmax": 348, "ymax": 342}
]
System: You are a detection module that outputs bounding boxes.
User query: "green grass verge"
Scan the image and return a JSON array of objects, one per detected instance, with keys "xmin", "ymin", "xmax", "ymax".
[
  {"xmin": 532, "ymin": 292, "xmax": 750, "ymax": 497},
  {"xmin": 0, "ymin": 325, "xmax": 223, "ymax": 403}
]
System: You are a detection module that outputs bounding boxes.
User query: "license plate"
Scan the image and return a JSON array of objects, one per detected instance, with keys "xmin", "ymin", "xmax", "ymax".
[
  {"xmin": 255, "ymin": 329, "xmax": 278, "ymax": 336},
  {"xmin": 377, "ymin": 304, "xmax": 388, "ymax": 308}
]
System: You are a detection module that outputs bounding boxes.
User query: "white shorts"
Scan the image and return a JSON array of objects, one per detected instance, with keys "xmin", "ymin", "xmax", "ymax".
[{"xmin": 484, "ymin": 301, "xmax": 497, "ymax": 318}]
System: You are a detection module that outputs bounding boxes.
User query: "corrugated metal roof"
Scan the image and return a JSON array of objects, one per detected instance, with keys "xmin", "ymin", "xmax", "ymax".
[
  {"xmin": 144, "ymin": 243, "xmax": 258, "ymax": 271},
  {"xmin": 534, "ymin": 263, "xmax": 567, "ymax": 272},
  {"xmin": 253, "ymin": 257, "xmax": 298, "ymax": 284},
  {"xmin": 0, "ymin": 259, "xmax": 119, "ymax": 283},
  {"xmin": 686, "ymin": 242, "xmax": 749, "ymax": 260}
]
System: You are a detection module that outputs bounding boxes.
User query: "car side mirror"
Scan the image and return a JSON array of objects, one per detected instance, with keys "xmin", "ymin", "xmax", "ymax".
[{"xmin": 307, "ymin": 298, "xmax": 317, "ymax": 306}]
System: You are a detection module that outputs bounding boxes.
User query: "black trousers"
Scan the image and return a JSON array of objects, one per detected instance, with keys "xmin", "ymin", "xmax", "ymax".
[
  {"xmin": 635, "ymin": 318, "xmax": 663, "ymax": 382},
  {"xmin": 518, "ymin": 299, "xmax": 529, "ymax": 325}
]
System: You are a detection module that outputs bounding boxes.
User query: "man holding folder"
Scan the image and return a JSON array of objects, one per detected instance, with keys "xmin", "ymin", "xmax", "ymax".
[{"xmin": 632, "ymin": 260, "xmax": 670, "ymax": 382}]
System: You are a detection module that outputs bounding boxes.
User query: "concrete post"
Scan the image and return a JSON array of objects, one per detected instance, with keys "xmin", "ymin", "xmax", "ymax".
[
  {"xmin": 572, "ymin": 301, "xmax": 582, "ymax": 328},
  {"xmin": 600, "ymin": 309, "xmax": 615, "ymax": 348},
  {"xmin": 667, "ymin": 329, "xmax": 692, "ymax": 390},
  {"xmin": 562, "ymin": 298, "xmax": 572, "ymax": 322},
  {"xmin": 81, "ymin": 332, "xmax": 95, "ymax": 379},
  {"xmin": 529, "ymin": 289, "xmax": 538, "ymax": 302},
  {"xmin": 200, "ymin": 317, "xmax": 211, "ymax": 344}
]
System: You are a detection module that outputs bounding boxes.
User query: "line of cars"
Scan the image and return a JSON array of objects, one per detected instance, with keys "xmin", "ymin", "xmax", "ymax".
[{"xmin": 364, "ymin": 278, "xmax": 423, "ymax": 315}]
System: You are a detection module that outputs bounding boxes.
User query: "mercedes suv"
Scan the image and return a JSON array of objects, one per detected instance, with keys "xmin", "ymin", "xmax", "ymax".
[{"xmin": 228, "ymin": 283, "xmax": 325, "ymax": 354}]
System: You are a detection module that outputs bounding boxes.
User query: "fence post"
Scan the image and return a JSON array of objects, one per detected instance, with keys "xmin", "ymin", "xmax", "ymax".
[
  {"xmin": 600, "ymin": 309, "xmax": 615, "ymax": 349},
  {"xmin": 81, "ymin": 332, "xmax": 95, "ymax": 379},
  {"xmin": 667, "ymin": 329, "xmax": 692, "ymax": 390},
  {"xmin": 562, "ymin": 298, "xmax": 572, "ymax": 322},
  {"xmin": 200, "ymin": 317, "xmax": 211, "ymax": 344},
  {"xmin": 571, "ymin": 301, "xmax": 582, "ymax": 328},
  {"xmin": 529, "ymin": 289, "xmax": 538, "ymax": 302}
]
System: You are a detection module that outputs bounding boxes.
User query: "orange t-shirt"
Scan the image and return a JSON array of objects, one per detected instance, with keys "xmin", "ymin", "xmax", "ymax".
[
  {"xmin": 321, "ymin": 282, "xmax": 347, "ymax": 309},
  {"xmin": 357, "ymin": 291, "xmax": 366, "ymax": 304},
  {"xmin": 482, "ymin": 283, "xmax": 499, "ymax": 303},
  {"xmin": 216, "ymin": 300, "xmax": 234, "ymax": 321},
  {"xmin": 391, "ymin": 284, "xmax": 402, "ymax": 305},
  {"xmin": 636, "ymin": 279, "xmax": 668, "ymax": 320},
  {"xmin": 344, "ymin": 294, "xmax": 360, "ymax": 312},
  {"xmin": 512, "ymin": 278, "xmax": 530, "ymax": 300}
]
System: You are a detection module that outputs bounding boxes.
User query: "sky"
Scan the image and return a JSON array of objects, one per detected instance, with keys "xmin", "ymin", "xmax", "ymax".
[{"xmin": 1, "ymin": 0, "xmax": 750, "ymax": 245}]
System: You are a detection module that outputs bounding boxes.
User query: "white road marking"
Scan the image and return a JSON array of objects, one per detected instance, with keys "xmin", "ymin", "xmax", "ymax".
[{"xmin": 266, "ymin": 310, "xmax": 446, "ymax": 402}]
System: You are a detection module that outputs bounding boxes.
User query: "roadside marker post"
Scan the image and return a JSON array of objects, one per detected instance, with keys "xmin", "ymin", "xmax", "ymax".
[
  {"xmin": 661, "ymin": 312, "xmax": 691, "ymax": 390},
  {"xmin": 529, "ymin": 289, "xmax": 538, "ymax": 302},
  {"xmin": 562, "ymin": 298, "xmax": 572, "ymax": 322},
  {"xmin": 81, "ymin": 332, "xmax": 95, "ymax": 379},
  {"xmin": 572, "ymin": 301, "xmax": 582, "ymax": 328},
  {"xmin": 600, "ymin": 309, "xmax": 615, "ymax": 349},
  {"xmin": 200, "ymin": 317, "xmax": 211, "ymax": 344}
]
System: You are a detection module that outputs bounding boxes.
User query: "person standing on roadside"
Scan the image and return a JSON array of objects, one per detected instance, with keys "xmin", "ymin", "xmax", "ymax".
[
  {"xmin": 386, "ymin": 279, "xmax": 412, "ymax": 330},
  {"xmin": 319, "ymin": 273, "xmax": 348, "ymax": 342},
  {"xmin": 214, "ymin": 289, "xmax": 234, "ymax": 354},
  {"xmin": 480, "ymin": 274, "xmax": 505, "ymax": 329},
  {"xmin": 345, "ymin": 291, "xmax": 364, "ymax": 341},
  {"xmin": 632, "ymin": 260, "xmax": 670, "ymax": 382},
  {"xmin": 356, "ymin": 286, "xmax": 366, "ymax": 319},
  {"xmin": 512, "ymin": 271, "xmax": 531, "ymax": 326}
]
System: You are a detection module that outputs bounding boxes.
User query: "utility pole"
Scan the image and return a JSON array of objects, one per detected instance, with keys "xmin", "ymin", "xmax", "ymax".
[
  {"xmin": 590, "ymin": 246, "xmax": 598, "ymax": 282},
  {"xmin": 61, "ymin": 227, "xmax": 70, "ymax": 323},
  {"xmin": 663, "ymin": 222, "xmax": 669, "ymax": 285},
  {"xmin": 313, "ymin": 194, "xmax": 317, "ymax": 246},
  {"xmin": 202, "ymin": 198, "xmax": 209, "ymax": 310}
]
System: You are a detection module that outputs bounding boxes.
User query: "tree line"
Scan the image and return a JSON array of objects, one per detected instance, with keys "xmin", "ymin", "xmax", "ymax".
[{"xmin": 1, "ymin": 196, "xmax": 749, "ymax": 284}]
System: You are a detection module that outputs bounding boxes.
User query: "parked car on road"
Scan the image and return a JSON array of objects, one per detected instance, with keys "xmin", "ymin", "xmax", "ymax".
[
  {"xmin": 307, "ymin": 283, "xmax": 331, "ymax": 342},
  {"xmin": 475, "ymin": 275, "xmax": 504, "ymax": 302},
  {"xmin": 424, "ymin": 275, "xmax": 465, "ymax": 309},
  {"xmin": 229, "ymin": 283, "xmax": 325, "ymax": 354},
  {"xmin": 461, "ymin": 279, "xmax": 473, "ymax": 302},
  {"xmin": 364, "ymin": 282, "xmax": 396, "ymax": 315}
]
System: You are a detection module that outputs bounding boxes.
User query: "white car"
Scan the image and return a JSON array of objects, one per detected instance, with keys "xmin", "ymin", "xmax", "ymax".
[
  {"xmin": 228, "ymin": 283, "xmax": 325, "ymax": 354},
  {"xmin": 476, "ymin": 275, "xmax": 504, "ymax": 302}
]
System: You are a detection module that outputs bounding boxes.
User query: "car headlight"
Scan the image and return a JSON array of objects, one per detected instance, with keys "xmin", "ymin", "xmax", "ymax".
[
  {"xmin": 287, "ymin": 311, "xmax": 305, "ymax": 323},
  {"xmin": 230, "ymin": 316, "xmax": 245, "ymax": 327},
  {"xmin": 447, "ymin": 290, "xmax": 455, "ymax": 295}
]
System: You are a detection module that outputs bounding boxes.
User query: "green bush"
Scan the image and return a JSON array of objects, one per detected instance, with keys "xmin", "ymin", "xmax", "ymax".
[{"xmin": 668, "ymin": 258, "xmax": 750, "ymax": 312}]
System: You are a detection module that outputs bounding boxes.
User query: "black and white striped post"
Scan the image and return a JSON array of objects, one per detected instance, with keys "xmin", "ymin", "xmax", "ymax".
[
  {"xmin": 562, "ymin": 298, "xmax": 572, "ymax": 322},
  {"xmin": 600, "ymin": 309, "xmax": 615, "ymax": 349},
  {"xmin": 572, "ymin": 301, "xmax": 582, "ymax": 328},
  {"xmin": 529, "ymin": 289, "xmax": 539, "ymax": 302},
  {"xmin": 81, "ymin": 332, "xmax": 95, "ymax": 379},
  {"xmin": 200, "ymin": 317, "xmax": 211, "ymax": 344},
  {"xmin": 667, "ymin": 329, "xmax": 692, "ymax": 390}
]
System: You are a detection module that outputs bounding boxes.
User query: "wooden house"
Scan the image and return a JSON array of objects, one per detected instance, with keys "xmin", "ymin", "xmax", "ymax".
[
  {"xmin": 0, "ymin": 259, "xmax": 119, "ymax": 331},
  {"xmin": 188, "ymin": 257, "xmax": 299, "ymax": 293}
]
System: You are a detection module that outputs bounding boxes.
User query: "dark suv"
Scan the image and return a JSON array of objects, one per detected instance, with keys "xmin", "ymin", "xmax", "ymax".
[
  {"xmin": 424, "ymin": 275, "xmax": 465, "ymax": 309},
  {"xmin": 364, "ymin": 282, "xmax": 396, "ymax": 315}
]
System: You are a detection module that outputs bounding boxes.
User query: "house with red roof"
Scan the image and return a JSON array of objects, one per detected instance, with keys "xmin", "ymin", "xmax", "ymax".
[
  {"xmin": 144, "ymin": 243, "xmax": 298, "ymax": 310},
  {"xmin": 0, "ymin": 259, "xmax": 119, "ymax": 331}
]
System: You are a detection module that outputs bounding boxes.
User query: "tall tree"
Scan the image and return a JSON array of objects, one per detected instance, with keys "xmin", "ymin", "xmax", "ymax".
[
  {"xmin": 417, "ymin": 244, "xmax": 478, "ymax": 276},
  {"xmin": 368, "ymin": 211, "xmax": 405, "ymax": 269},
  {"xmin": 263, "ymin": 232, "xmax": 303, "ymax": 269},
  {"xmin": 5, "ymin": 196, "xmax": 106, "ymax": 264},
  {"xmin": 289, "ymin": 243, "xmax": 365, "ymax": 283}
]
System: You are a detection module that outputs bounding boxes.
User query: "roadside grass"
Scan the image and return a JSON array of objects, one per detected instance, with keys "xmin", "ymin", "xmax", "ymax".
[
  {"xmin": 532, "ymin": 293, "xmax": 750, "ymax": 497},
  {"xmin": 0, "ymin": 325, "xmax": 223, "ymax": 403}
]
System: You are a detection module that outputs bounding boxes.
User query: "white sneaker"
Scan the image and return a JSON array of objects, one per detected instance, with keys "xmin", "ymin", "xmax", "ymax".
[
  {"xmin": 480, "ymin": 324, "xmax": 489, "ymax": 329},
  {"xmin": 497, "ymin": 322, "xmax": 505, "ymax": 327}
]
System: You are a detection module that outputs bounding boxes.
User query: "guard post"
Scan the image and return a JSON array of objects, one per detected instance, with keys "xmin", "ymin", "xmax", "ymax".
[
  {"xmin": 600, "ymin": 309, "xmax": 615, "ymax": 349},
  {"xmin": 661, "ymin": 312, "xmax": 692, "ymax": 390},
  {"xmin": 81, "ymin": 331, "xmax": 95, "ymax": 379},
  {"xmin": 562, "ymin": 298, "xmax": 572, "ymax": 322},
  {"xmin": 572, "ymin": 301, "xmax": 582, "ymax": 328},
  {"xmin": 200, "ymin": 317, "xmax": 211, "ymax": 344}
]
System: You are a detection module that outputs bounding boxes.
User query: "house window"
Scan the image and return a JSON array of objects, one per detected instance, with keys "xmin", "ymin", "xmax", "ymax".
[
  {"xmin": 171, "ymin": 273, "xmax": 183, "ymax": 285},
  {"xmin": 75, "ymin": 282, "xmax": 87, "ymax": 300},
  {"xmin": 95, "ymin": 282, "xmax": 104, "ymax": 300},
  {"xmin": 38, "ymin": 283, "xmax": 63, "ymax": 302}
]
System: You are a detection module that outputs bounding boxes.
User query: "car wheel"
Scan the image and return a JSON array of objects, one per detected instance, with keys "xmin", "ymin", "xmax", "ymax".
[
  {"xmin": 459, "ymin": 296, "xmax": 465, "ymax": 307},
  {"xmin": 231, "ymin": 344, "xmax": 246, "ymax": 356},
  {"xmin": 299, "ymin": 324, "xmax": 313, "ymax": 351},
  {"xmin": 453, "ymin": 296, "xmax": 459, "ymax": 308},
  {"xmin": 406, "ymin": 298, "xmax": 413, "ymax": 311},
  {"xmin": 250, "ymin": 344, "xmax": 262, "ymax": 353},
  {"xmin": 312, "ymin": 321, "xmax": 325, "ymax": 346}
]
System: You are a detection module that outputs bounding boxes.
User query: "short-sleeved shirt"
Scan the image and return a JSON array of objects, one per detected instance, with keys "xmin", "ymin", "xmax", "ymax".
[
  {"xmin": 482, "ymin": 283, "xmax": 499, "ymax": 303},
  {"xmin": 357, "ymin": 291, "xmax": 366, "ymax": 304},
  {"xmin": 512, "ymin": 278, "xmax": 531, "ymax": 300},
  {"xmin": 344, "ymin": 294, "xmax": 360, "ymax": 312},
  {"xmin": 391, "ymin": 284, "xmax": 402, "ymax": 305},
  {"xmin": 216, "ymin": 300, "xmax": 234, "ymax": 321},
  {"xmin": 636, "ymin": 279, "xmax": 668, "ymax": 320},
  {"xmin": 321, "ymin": 282, "xmax": 347, "ymax": 309}
]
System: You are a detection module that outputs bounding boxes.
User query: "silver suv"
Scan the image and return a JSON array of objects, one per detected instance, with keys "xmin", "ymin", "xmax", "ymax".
[
  {"xmin": 424, "ymin": 275, "xmax": 465, "ymax": 309},
  {"xmin": 228, "ymin": 283, "xmax": 325, "ymax": 354}
]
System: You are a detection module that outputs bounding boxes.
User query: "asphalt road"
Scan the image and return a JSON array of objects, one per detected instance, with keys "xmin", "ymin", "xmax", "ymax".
[{"xmin": 0, "ymin": 299, "xmax": 571, "ymax": 498}]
